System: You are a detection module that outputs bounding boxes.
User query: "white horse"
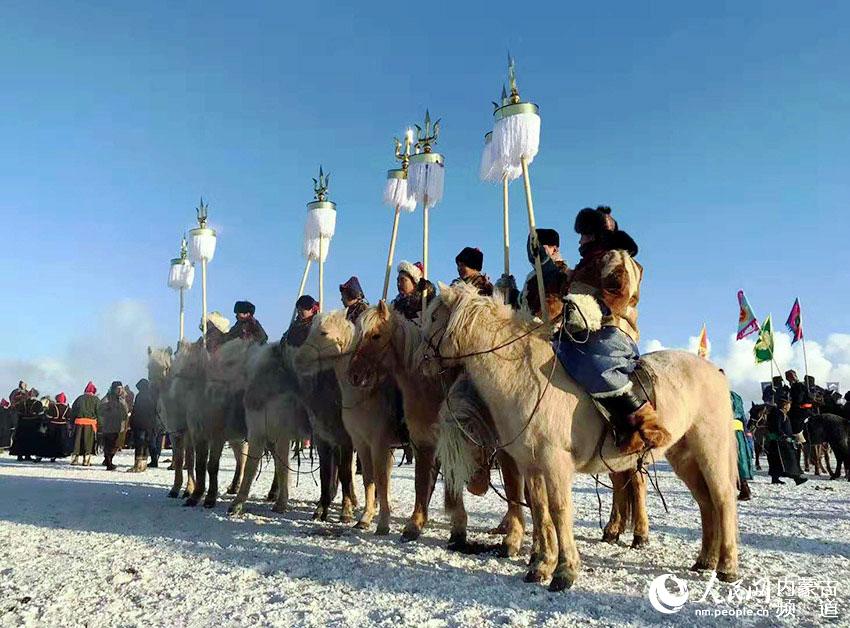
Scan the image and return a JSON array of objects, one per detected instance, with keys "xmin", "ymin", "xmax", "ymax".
[{"xmin": 420, "ymin": 283, "xmax": 738, "ymax": 591}]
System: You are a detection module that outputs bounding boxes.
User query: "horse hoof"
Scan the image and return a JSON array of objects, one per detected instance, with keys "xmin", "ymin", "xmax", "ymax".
[
  {"xmin": 400, "ymin": 527, "xmax": 421, "ymax": 543},
  {"xmin": 203, "ymin": 501, "xmax": 216, "ymax": 509},
  {"xmin": 524, "ymin": 569, "xmax": 545, "ymax": 583},
  {"xmin": 447, "ymin": 533, "xmax": 468, "ymax": 552},
  {"xmin": 183, "ymin": 498, "xmax": 199, "ymax": 508},
  {"xmin": 226, "ymin": 486, "xmax": 238, "ymax": 495},
  {"xmin": 691, "ymin": 560, "xmax": 712, "ymax": 572},
  {"xmin": 717, "ymin": 570, "xmax": 738, "ymax": 583},
  {"xmin": 601, "ymin": 531, "xmax": 619, "ymax": 545},
  {"xmin": 265, "ymin": 492, "xmax": 278, "ymax": 502},
  {"xmin": 375, "ymin": 523, "xmax": 390, "ymax": 536},
  {"xmin": 167, "ymin": 490, "xmax": 179, "ymax": 499},
  {"xmin": 354, "ymin": 520, "xmax": 370, "ymax": 530},
  {"xmin": 499, "ymin": 542, "xmax": 520, "ymax": 558},
  {"xmin": 548, "ymin": 574, "xmax": 575, "ymax": 592},
  {"xmin": 271, "ymin": 504, "xmax": 287, "ymax": 514},
  {"xmin": 228, "ymin": 503, "xmax": 244, "ymax": 516},
  {"xmin": 340, "ymin": 514, "xmax": 354, "ymax": 524},
  {"xmin": 631, "ymin": 535, "xmax": 649, "ymax": 549},
  {"xmin": 182, "ymin": 490, "xmax": 192, "ymax": 499}
]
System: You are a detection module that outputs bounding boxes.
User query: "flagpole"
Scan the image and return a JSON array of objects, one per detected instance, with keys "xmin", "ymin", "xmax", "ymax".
[{"xmin": 799, "ymin": 298, "xmax": 809, "ymax": 381}]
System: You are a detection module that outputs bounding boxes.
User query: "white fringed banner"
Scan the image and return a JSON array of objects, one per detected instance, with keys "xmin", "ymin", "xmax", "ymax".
[
  {"xmin": 407, "ymin": 160, "xmax": 445, "ymax": 209},
  {"xmin": 493, "ymin": 111, "xmax": 540, "ymax": 175},
  {"xmin": 304, "ymin": 205, "xmax": 337, "ymax": 240},
  {"xmin": 168, "ymin": 260, "xmax": 195, "ymax": 290},
  {"xmin": 302, "ymin": 236, "xmax": 329, "ymax": 263},
  {"xmin": 383, "ymin": 176, "xmax": 417, "ymax": 212},
  {"xmin": 187, "ymin": 228, "xmax": 217, "ymax": 263}
]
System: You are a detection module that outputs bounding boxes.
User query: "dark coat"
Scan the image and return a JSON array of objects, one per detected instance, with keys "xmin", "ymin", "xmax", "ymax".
[
  {"xmin": 345, "ymin": 299, "xmax": 369, "ymax": 324},
  {"xmin": 281, "ymin": 316, "xmax": 314, "ymax": 348},
  {"xmin": 227, "ymin": 317, "xmax": 268, "ymax": 345},
  {"xmin": 99, "ymin": 394, "xmax": 128, "ymax": 434},
  {"xmin": 452, "ymin": 273, "xmax": 493, "ymax": 297},
  {"xmin": 766, "ymin": 405, "xmax": 802, "ymax": 478},
  {"xmin": 130, "ymin": 388, "xmax": 158, "ymax": 433}
]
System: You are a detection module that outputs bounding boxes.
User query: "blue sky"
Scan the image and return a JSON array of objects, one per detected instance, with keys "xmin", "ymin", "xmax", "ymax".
[{"xmin": 1, "ymin": 1, "xmax": 848, "ymax": 397}]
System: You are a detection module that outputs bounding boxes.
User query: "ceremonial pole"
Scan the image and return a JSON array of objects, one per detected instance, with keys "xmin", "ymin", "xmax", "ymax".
[
  {"xmin": 303, "ymin": 167, "xmax": 337, "ymax": 314},
  {"xmin": 187, "ymin": 199, "xmax": 217, "ymax": 347},
  {"xmin": 381, "ymin": 130, "xmax": 417, "ymax": 301},
  {"xmin": 408, "ymin": 111, "xmax": 445, "ymax": 314},
  {"xmin": 799, "ymin": 299, "xmax": 810, "ymax": 381},
  {"xmin": 492, "ymin": 57, "xmax": 544, "ymax": 320},
  {"xmin": 167, "ymin": 237, "xmax": 195, "ymax": 342}
]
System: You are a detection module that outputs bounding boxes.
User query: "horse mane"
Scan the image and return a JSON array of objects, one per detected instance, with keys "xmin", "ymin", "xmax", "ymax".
[
  {"xmin": 358, "ymin": 303, "xmax": 423, "ymax": 372},
  {"xmin": 171, "ymin": 340, "xmax": 207, "ymax": 379},
  {"xmin": 314, "ymin": 309, "xmax": 355, "ymax": 351},
  {"xmin": 147, "ymin": 346, "xmax": 173, "ymax": 371}
]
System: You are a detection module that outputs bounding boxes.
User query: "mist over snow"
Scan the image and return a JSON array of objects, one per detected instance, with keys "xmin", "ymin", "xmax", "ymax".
[
  {"xmin": 0, "ymin": 300, "xmax": 163, "ymax": 399},
  {"xmin": 642, "ymin": 332, "xmax": 850, "ymax": 405}
]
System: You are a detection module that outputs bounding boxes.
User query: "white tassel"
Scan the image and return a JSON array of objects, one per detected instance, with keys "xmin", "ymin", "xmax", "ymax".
[
  {"xmin": 383, "ymin": 177, "xmax": 416, "ymax": 212},
  {"xmin": 304, "ymin": 205, "xmax": 337, "ymax": 240},
  {"xmin": 479, "ymin": 136, "xmax": 497, "ymax": 182},
  {"xmin": 407, "ymin": 161, "xmax": 445, "ymax": 209},
  {"xmin": 302, "ymin": 236, "xmax": 329, "ymax": 262},
  {"xmin": 493, "ymin": 111, "xmax": 540, "ymax": 174}
]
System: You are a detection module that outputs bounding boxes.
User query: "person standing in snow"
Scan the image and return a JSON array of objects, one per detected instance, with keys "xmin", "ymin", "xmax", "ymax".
[
  {"xmin": 729, "ymin": 385, "xmax": 754, "ymax": 500},
  {"xmin": 765, "ymin": 389, "xmax": 807, "ymax": 486},
  {"xmin": 127, "ymin": 379, "xmax": 157, "ymax": 473},
  {"xmin": 70, "ymin": 382, "xmax": 101, "ymax": 466},
  {"xmin": 99, "ymin": 381, "xmax": 128, "ymax": 471}
]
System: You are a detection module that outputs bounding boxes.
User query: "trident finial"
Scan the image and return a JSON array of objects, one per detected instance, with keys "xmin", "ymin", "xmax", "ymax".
[
  {"xmin": 393, "ymin": 129, "xmax": 414, "ymax": 169},
  {"xmin": 414, "ymin": 110, "xmax": 440, "ymax": 154},
  {"xmin": 507, "ymin": 54, "xmax": 521, "ymax": 104},
  {"xmin": 312, "ymin": 165, "xmax": 330, "ymax": 201},
  {"xmin": 196, "ymin": 198, "xmax": 209, "ymax": 228}
]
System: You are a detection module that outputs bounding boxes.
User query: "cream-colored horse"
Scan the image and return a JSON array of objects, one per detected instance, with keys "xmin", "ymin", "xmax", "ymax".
[
  {"xmin": 293, "ymin": 310, "xmax": 401, "ymax": 534},
  {"xmin": 420, "ymin": 283, "xmax": 738, "ymax": 591},
  {"xmin": 158, "ymin": 341, "xmax": 200, "ymax": 498}
]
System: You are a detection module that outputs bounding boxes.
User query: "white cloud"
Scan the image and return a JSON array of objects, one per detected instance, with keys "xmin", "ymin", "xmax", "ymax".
[
  {"xmin": 0, "ymin": 300, "xmax": 163, "ymax": 399},
  {"xmin": 642, "ymin": 331, "xmax": 850, "ymax": 405}
]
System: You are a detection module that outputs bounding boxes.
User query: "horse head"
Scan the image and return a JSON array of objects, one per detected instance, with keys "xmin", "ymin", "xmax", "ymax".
[
  {"xmin": 147, "ymin": 345, "xmax": 173, "ymax": 385},
  {"xmin": 292, "ymin": 310, "xmax": 354, "ymax": 377},
  {"xmin": 348, "ymin": 301, "xmax": 396, "ymax": 388}
]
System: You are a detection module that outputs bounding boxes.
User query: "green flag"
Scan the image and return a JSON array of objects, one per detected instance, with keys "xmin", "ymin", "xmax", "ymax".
[{"xmin": 754, "ymin": 315, "xmax": 774, "ymax": 364}]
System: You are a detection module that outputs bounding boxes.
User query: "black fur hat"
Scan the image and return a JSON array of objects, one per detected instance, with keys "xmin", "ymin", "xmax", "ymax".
[
  {"xmin": 455, "ymin": 247, "xmax": 484, "ymax": 271},
  {"xmin": 536, "ymin": 228, "xmax": 560, "ymax": 247},
  {"xmin": 295, "ymin": 295, "xmax": 318, "ymax": 310},
  {"xmin": 574, "ymin": 206, "xmax": 615, "ymax": 235},
  {"xmin": 234, "ymin": 301, "xmax": 255, "ymax": 315}
]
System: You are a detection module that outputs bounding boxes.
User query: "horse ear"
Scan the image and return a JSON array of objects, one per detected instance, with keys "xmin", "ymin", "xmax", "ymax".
[
  {"xmin": 437, "ymin": 282, "xmax": 456, "ymax": 306},
  {"xmin": 377, "ymin": 300, "xmax": 389, "ymax": 319},
  {"xmin": 751, "ymin": 401, "xmax": 755, "ymax": 408}
]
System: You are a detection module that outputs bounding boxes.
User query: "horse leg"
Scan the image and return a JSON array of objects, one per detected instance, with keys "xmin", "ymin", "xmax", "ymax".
[
  {"xmin": 754, "ymin": 440, "xmax": 762, "ymax": 470},
  {"xmin": 630, "ymin": 470, "xmax": 650, "ymax": 548},
  {"xmin": 229, "ymin": 436, "xmax": 263, "ymax": 516},
  {"xmin": 267, "ymin": 450, "xmax": 280, "ymax": 502},
  {"xmin": 227, "ymin": 440, "xmax": 247, "ymax": 494},
  {"xmin": 272, "ymin": 438, "xmax": 291, "ymax": 513},
  {"xmin": 694, "ymin": 446, "xmax": 739, "ymax": 582},
  {"xmin": 402, "ymin": 444, "xmax": 437, "ymax": 542},
  {"xmin": 185, "ymin": 439, "xmax": 208, "ymax": 507},
  {"xmin": 444, "ymin": 485, "xmax": 468, "ymax": 550},
  {"xmin": 524, "ymin": 472, "xmax": 557, "ymax": 584},
  {"xmin": 546, "ymin": 460, "xmax": 581, "ymax": 592},
  {"xmin": 498, "ymin": 451, "xmax": 525, "ymax": 558},
  {"xmin": 204, "ymin": 439, "xmax": 226, "ymax": 508},
  {"xmin": 338, "ymin": 444, "xmax": 356, "ymax": 523},
  {"xmin": 184, "ymin": 440, "xmax": 196, "ymax": 497},
  {"xmin": 374, "ymin": 446, "xmax": 393, "ymax": 536},
  {"xmin": 314, "ymin": 438, "xmax": 336, "ymax": 521},
  {"xmin": 602, "ymin": 471, "xmax": 627, "ymax": 544},
  {"xmin": 354, "ymin": 439, "xmax": 376, "ymax": 530},
  {"xmin": 168, "ymin": 433, "xmax": 184, "ymax": 498},
  {"xmin": 666, "ymin": 442, "xmax": 718, "ymax": 571}
]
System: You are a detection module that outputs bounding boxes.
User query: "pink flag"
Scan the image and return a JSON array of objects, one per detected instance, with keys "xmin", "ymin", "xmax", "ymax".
[
  {"xmin": 786, "ymin": 298, "xmax": 803, "ymax": 345},
  {"xmin": 736, "ymin": 290, "xmax": 759, "ymax": 340}
]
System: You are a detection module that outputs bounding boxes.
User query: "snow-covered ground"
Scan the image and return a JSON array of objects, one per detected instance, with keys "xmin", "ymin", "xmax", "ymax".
[{"xmin": 0, "ymin": 449, "xmax": 848, "ymax": 627}]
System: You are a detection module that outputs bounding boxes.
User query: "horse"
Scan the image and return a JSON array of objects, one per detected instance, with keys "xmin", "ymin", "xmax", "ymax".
[
  {"xmin": 183, "ymin": 339, "xmax": 249, "ymax": 509},
  {"xmin": 350, "ymin": 301, "xmax": 528, "ymax": 554},
  {"xmin": 419, "ymin": 283, "xmax": 738, "ymax": 591},
  {"xmin": 227, "ymin": 342, "xmax": 312, "ymax": 516},
  {"xmin": 808, "ymin": 413, "xmax": 849, "ymax": 480},
  {"xmin": 158, "ymin": 341, "xmax": 199, "ymax": 498},
  {"xmin": 280, "ymin": 339, "xmax": 358, "ymax": 523},
  {"xmin": 293, "ymin": 309, "xmax": 401, "ymax": 534}
]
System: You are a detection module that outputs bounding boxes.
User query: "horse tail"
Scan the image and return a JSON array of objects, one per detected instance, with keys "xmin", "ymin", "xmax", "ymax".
[{"xmin": 436, "ymin": 418, "xmax": 478, "ymax": 497}]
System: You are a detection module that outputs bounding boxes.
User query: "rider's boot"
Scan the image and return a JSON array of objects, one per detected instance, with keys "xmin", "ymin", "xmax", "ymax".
[{"xmin": 598, "ymin": 392, "xmax": 671, "ymax": 455}]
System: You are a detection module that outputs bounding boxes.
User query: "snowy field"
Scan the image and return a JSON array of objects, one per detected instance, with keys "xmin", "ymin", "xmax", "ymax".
[{"xmin": 1, "ymin": 449, "xmax": 848, "ymax": 627}]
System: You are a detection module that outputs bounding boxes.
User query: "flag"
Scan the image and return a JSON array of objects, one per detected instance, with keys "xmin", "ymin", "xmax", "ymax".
[
  {"xmin": 697, "ymin": 323, "xmax": 709, "ymax": 359},
  {"xmin": 754, "ymin": 315, "xmax": 774, "ymax": 364},
  {"xmin": 736, "ymin": 290, "xmax": 759, "ymax": 340},
  {"xmin": 785, "ymin": 298, "xmax": 803, "ymax": 345}
]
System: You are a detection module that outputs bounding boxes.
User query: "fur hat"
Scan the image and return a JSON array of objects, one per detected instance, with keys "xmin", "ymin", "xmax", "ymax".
[
  {"xmin": 574, "ymin": 206, "xmax": 616, "ymax": 235},
  {"xmin": 295, "ymin": 295, "xmax": 318, "ymax": 311},
  {"xmin": 201, "ymin": 311, "xmax": 231, "ymax": 334},
  {"xmin": 234, "ymin": 301, "xmax": 255, "ymax": 315},
  {"xmin": 536, "ymin": 228, "xmax": 560, "ymax": 247},
  {"xmin": 397, "ymin": 260, "xmax": 423, "ymax": 285},
  {"xmin": 339, "ymin": 276, "xmax": 364, "ymax": 301},
  {"xmin": 0, "ymin": 399, "xmax": 8, "ymax": 408},
  {"xmin": 136, "ymin": 378, "xmax": 149, "ymax": 391},
  {"xmin": 455, "ymin": 247, "xmax": 484, "ymax": 272},
  {"xmin": 84, "ymin": 381, "xmax": 97, "ymax": 395}
]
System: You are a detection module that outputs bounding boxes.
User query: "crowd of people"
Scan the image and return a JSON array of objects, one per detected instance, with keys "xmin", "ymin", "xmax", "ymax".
[{"xmin": 1, "ymin": 378, "xmax": 164, "ymax": 472}]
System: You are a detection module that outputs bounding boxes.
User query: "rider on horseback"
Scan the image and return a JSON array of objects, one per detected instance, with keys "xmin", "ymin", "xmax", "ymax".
[{"xmin": 555, "ymin": 206, "xmax": 671, "ymax": 455}]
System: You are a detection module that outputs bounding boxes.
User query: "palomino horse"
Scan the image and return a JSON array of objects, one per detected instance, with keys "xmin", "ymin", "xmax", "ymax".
[
  {"xmin": 420, "ymin": 283, "xmax": 738, "ymax": 591},
  {"xmin": 350, "ymin": 301, "xmax": 527, "ymax": 554},
  {"xmin": 293, "ymin": 310, "xmax": 401, "ymax": 534},
  {"xmin": 183, "ymin": 339, "xmax": 248, "ymax": 509},
  {"xmin": 227, "ymin": 342, "xmax": 312, "ymax": 516}
]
